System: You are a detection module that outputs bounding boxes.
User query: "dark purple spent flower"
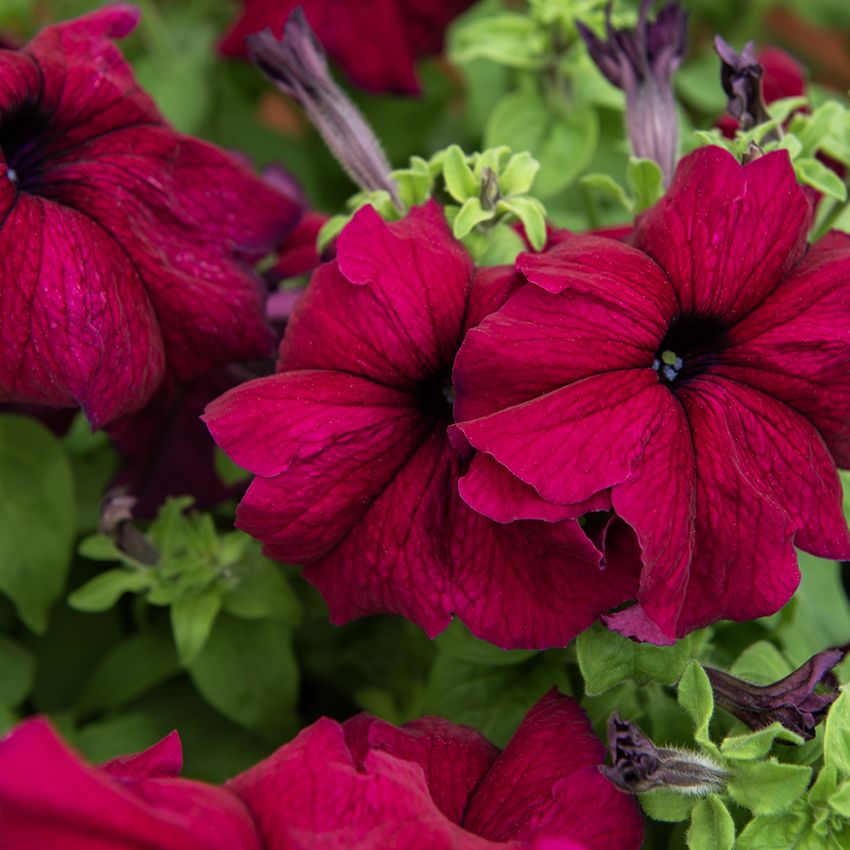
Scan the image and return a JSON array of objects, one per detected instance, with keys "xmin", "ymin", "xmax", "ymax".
[
  {"xmin": 705, "ymin": 644, "xmax": 850, "ymax": 740},
  {"xmin": 577, "ymin": 0, "xmax": 688, "ymax": 183},
  {"xmin": 246, "ymin": 11, "xmax": 400, "ymax": 206},
  {"xmin": 603, "ymin": 714, "xmax": 727, "ymax": 795},
  {"xmin": 714, "ymin": 36, "xmax": 771, "ymax": 130}
]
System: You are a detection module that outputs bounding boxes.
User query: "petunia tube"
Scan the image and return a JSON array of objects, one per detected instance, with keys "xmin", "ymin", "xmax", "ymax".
[
  {"xmin": 205, "ymin": 201, "xmax": 640, "ymax": 649},
  {"xmin": 0, "ymin": 718, "xmax": 262, "ymax": 850},
  {"xmin": 220, "ymin": 0, "xmax": 474, "ymax": 94},
  {"xmin": 0, "ymin": 6, "xmax": 299, "ymax": 427},
  {"xmin": 453, "ymin": 146, "xmax": 850, "ymax": 643},
  {"xmin": 228, "ymin": 690, "xmax": 644, "ymax": 850}
]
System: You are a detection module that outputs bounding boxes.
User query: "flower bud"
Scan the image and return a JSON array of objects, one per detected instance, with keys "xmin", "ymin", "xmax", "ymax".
[{"xmin": 714, "ymin": 36, "xmax": 770, "ymax": 131}]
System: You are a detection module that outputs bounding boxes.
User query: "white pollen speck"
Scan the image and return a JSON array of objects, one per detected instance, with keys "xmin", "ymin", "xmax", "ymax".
[
  {"xmin": 662, "ymin": 365, "xmax": 678, "ymax": 382},
  {"xmin": 652, "ymin": 358, "xmax": 660, "ymax": 371},
  {"xmin": 6, "ymin": 168, "xmax": 17, "ymax": 184}
]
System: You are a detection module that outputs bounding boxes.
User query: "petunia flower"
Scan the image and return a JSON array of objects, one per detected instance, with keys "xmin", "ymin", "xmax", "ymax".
[
  {"xmin": 229, "ymin": 690, "xmax": 644, "ymax": 849},
  {"xmin": 220, "ymin": 0, "xmax": 474, "ymax": 94},
  {"xmin": 705, "ymin": 644, "xmax": 850, "ymax": 740},
  {"xmin": 0, "ymin": 717, "xmax": 262, "ymax": 850},
  {"xmin": 453, "ymin": 145, "xmax": 850, "ymax": 643},
  {"xmin": 205, "ymin": 201, "xmax": 639, "ymax": 649},
  {"xmin": 0, "ymin": 6, "xmax": 299, "ymax": 427},
  {"xmin": 577, "ymin": 0, "xmax": 688, "ymax": 184}
]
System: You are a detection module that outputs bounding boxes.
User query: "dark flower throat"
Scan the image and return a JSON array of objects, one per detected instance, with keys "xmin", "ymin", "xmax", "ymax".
[
  {"xmin": 416, "ymin": 369, "xmax": 455, "ymax": 421},
  {"xmin": 653, "ymin": 313, "xmax": 729, "ymax": 386}
]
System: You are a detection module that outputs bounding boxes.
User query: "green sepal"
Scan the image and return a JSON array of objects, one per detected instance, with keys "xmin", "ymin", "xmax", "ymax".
[
  {"xmin": 727, "ymin": 760, "xmax": 813, "ymax": 815},
  {"xmin": 453, "ymin": 197, "xmax": 496, "ymax": 239},
  {"xmin": 499, "ymin": 151, "xmax": 541, "ymax": 196},
  {"xmin": 687, "ymin": 796, "xmax": 735, "ymax": 850},
  {"xmin": 639, "ymin": 788, "xmax": 699, "ymax": 823},
  {"xmin": 443, "ymin": 144, "xmax": 480, "ymax": 203},
  {"xmin": 497, "ymin": 196, "xmax": 546, "ymax": 250}
]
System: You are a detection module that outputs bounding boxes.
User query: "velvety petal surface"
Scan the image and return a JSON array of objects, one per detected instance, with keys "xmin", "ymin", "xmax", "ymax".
[
  {"xmin": 229, "ymin": 717, "xmax": 504, "ymax": 850},
  {"xmin": 632, "ymin": 147, "xmax": 811, "ymax": 323},
  {"xmin": 464, "ymin": 691, "xmax": 643, "ymax": 850},
  {"xmin": 0, "ymin": 718, "xmax": 261, "ymax": 850},
  {"xmin": 343, "ymin": 714, "xmax": 500, "ymax": 823},
  {"xmin": 206, "ymin": 371, "xmax": 427, "ymax": 563},
  {"xmin": 719, "ymin": 231, "xmax": 850, "ymax": 466}
]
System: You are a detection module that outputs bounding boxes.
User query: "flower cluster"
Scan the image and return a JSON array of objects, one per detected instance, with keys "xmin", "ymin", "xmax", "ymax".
[
  {"xmin": 209, "ymin": 143, "xmax": 850, "ymax": 647},
  {"xmin": 0, "ymin": 691, "xmax": 643, "ymax": 850}
]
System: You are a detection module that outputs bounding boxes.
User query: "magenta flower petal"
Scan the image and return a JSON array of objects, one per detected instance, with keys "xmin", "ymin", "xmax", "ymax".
[
  {"xmin": 464, "ymin": 691, "xmax": 643, "ymax": 850},
  {"xmin": 0, "ymin": 718, "xmax": 261, "ymax": 850},
  {"xmin": 228, "ymin": 718, "xmax": 498, "ymax": 850},
  {"xmin": 99, "ymin": 730, "xmax": 183, "ymax": 780},
  {"xmin": 719, "ymin": 231, "xmax": 850, "ymax": 465},
  {"xmin": 342, "ymin": 714, "xmax": 500, "ymax": 823},
  {"xmin": 633, "ymin": 146, "xmax": 812, "ymax": 323},
  {"xmin": 0, "ymin": 7, "xmax": 298, "ymax": 426}
]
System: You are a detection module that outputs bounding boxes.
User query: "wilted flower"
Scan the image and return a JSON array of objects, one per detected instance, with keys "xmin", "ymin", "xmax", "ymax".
[
  {"xmin": 714, "ymin": 36, "xmax": 771, "ymax": 131},
  {"xmin": 206, "ymin": 201, "xmax": 639, "ymax": 649},
  {"xmin": 705, "ymin": 645, "xmax": 850, "ymax": 740},
  {"xmin": 230, "ymin": 691, "xmax": 644, "ymax": 849},
  {"xmin": 577, "ymin": 0, "xmax": 688, "ymax": 184},
  {"xmin": 247, "ymin": 12, "xmax": 401, "ymax": 207},
  {"xmin": 603, "ymin": 714, "xmax": 727, "ymax": 795},
  {"xmin": 0, "ymin": 6, "xmax": 298, "ymax": 427},
  {"xmin": 221, "ymin": 0, "xmax": 474, "ymax": 94},
  {"xmin": 453, "ymin": 146, "xmax": 850, "ymax": 643}
]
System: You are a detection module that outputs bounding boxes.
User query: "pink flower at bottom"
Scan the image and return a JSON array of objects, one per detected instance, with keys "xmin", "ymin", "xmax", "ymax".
[
  {"xmin": 453, "ymin": 146, "xmax": 850, "ymax": 643},
  {"xmin": 229, "ymin": 691, "xmax": 643, "ymax": 850},
  {"xmin": 0, "ymin": 718, "xmax": 261, "ymax": 850},
  {"xmin": 205, "ymin": 201, "xmax": 640, "ymax": 649}
]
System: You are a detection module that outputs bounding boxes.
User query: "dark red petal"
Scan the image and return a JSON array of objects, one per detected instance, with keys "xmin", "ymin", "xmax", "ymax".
[
  {"xmin": 633, "ymin": 147, "xmax": 812, "ymax": 323},
  {"xmin": 342, "ymin": 714, "xmax": 500, "ymax": 823},
  {"xmin": 0, "ymin": 192, "xmax": 165, "ymax": 427},
  {"xmin": 465, "ymin": 691, "xmax": 643, "ymax": 850}
]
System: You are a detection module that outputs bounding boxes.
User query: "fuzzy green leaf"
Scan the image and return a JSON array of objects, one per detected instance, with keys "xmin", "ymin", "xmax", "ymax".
[
  {"xmin": 687, "ymin": 796, "xmax": 734, "ymax": 850},
  {"xmin": 824, "ymin": 687, "xmax": 850, "ymax": 777},
  {"xmin": 450, "ymin": 13, "xmax": 546, "ymax": 70},
  {"xmin": 678, "ymin": 662, "xmax": 716, "ymax": 751},
  {"xmin": 734, "ymin": 804, "xmax": 811, "ymax": 850},
  {"xmin": 720, "ymin": 723, "xmax": 804, "ymax": 761},
  {"xmin": 497, "ymin": 197, "xmax": 546, "ymax": 250},
  {"xmin": 499, "ymin": 151, "xmax": 541, "ymax": 196},
  {"xmin": 0, "ymin": 636, "xmax": 34, "ymax": 707},
  {"xmin": 727, "ymin": 760, "xmax": 812, "ymax": 815},
  {"xmin": 453, "ymin": 197, "xmax": 496, "ymax": 239},
  {"xmin": 639, "ymin": 788, "xmax": 698, "ymax": 823},
  {"xmin": 627, "ymin": 157, "xmax": 665, "ymax": 213},
  {"xmin": 222, "ymin": 557, "xmax": 301, "ymax": 624},
  {"xmin": 795, "ymin": 157, "xmax": 847, "ymax": 201},
  {"xmin": 443, "ymin": 145, "xmax": 480, "ymax": 203},
  {"xmin": 579, "ymin": 173, "xmax": 633, "ymax": 211}
]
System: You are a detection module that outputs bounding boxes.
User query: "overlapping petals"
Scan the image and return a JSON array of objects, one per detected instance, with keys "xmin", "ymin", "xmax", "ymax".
[
  {"xmin": 0, "ymin": 7, "xmax": 298, "ymax": 426},
  {"xmin": 454, "ymin": 146, "xmax": 850, "ymax": 642},
  {"xmin": 220, "ymin": 0, "xmax": 473, "ymax": 93},
  {"xmin": 229, "ymin": 690, "xmax": 644, "ymax": 850},
  {"xmin": 206, "ymin": 201, "xmax": 639, "ymax": 649}
]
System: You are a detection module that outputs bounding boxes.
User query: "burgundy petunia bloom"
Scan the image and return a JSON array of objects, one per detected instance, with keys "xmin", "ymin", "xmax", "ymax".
[
  {"xmin": 205, "ymin": 201, "xmax": 639, "ymax": 649},
  {"xmin": 229, "ymin": 690, "xmax": 644, "ymax": 850},
  {"xmin": 453, "ymin": 145, "xmax": 850, "ymax": 643},
  {"xmin": 0, "ymin": 718, "xmax": 261, "ymax": 850},
  {"xmin": 221, "ymin": 0, "xmax": 473, "ymax": 94},
  {"xmin": 0, "ymin": 7, "xmax": 299, "ymax": 427}
]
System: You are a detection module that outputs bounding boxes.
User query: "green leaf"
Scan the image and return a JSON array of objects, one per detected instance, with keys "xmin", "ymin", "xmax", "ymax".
[
  {"xmin": 0, "ymin": 636, "xmax": 34, "ymax": 707},
  {"xmin": 433, "ymin": 621, "xmax": 537, "ymax": 666},
  {"xmin": 687, "ymin": 796, "xmax": 734, "ymax": 850},
  {"xmin": 678, "ymin": 661, "xmax": 716, "ymax": 751},
  {"xmin": 223, "ymin": 556, "xmax": 301, "ymax": 624},
  {"xmin": 442, "ymin": 145, "xmax": 480, "ymax": 203},
  {"xmin": 462, "ymin": 221, "xmax": 526, "ymax": 266},
  {"xmin": 73, "ymin": 628, "xmax": 180, "ymax": 716},
  {"xmin": 453, "ymin": 197, "xmax": 496, "ymax": 239},
  {"xmin": 188, "ymin": 613, "xmax": 298, "ymax": 741},
  {"xmin": 727, "ymin": 760, "xmax": 812, "ymax": 815},
  {"xmin": 213, "ymin": 447, "xmax": 250, "ymax": 487},
  {"xmin": 824, "ymin": 687, "xmax": 850, "ymax": 777},
  {"xmin": 450, "ymin": 13, "xmax": 546, "ymax": 70},
  {"xmin": 171, "ymin": 585, "xmax": 223, "ymax": 666},
  {"xmin": 485, "ymin": 92, "xmax": 598, "ymax": 197},
  {"xmin": 577, "ymin": 624, "xmax": 691, "ymax": 696},
  {"xmin": 767, "ymin": 96, "xmax": 810, "ymax": 125},
  {"xmin": 734, "ymin": 804, "xmax": 811, "ymax": 850},
  {"xmin": 639, "ymin": 788, "xmax": 699, "ymax": 823},
  {"xmin": 627, "ymin": 157, "xmax": 665, "ymax": 213},
  {"xmin": 0, "ymin": 415, "xmax": 75, "ymax": 632},
  {"xmin": 579, "ymin": 173, "xmax": 633, "ymax": 211},
  {"xmin": 795, "ymin": 157, "xmax": 847, "ymax": 201},
  {"xmin": 829, "ymin": 780, "xmax": 850, "ymax": 817},
  {"xmin": 497, "ymin": 196, "xmax": 546, "ymax": 250},
  {"xmin": 68, "ymin": 569, "xmax": 153, "ymax": 613},
  {"xmin": 729, "ymin": 641, "xmax": 792, "ymax": 684},
  {"xmin": 720, "ymin": 723, "xmax": 804, "ymax": 761}
]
